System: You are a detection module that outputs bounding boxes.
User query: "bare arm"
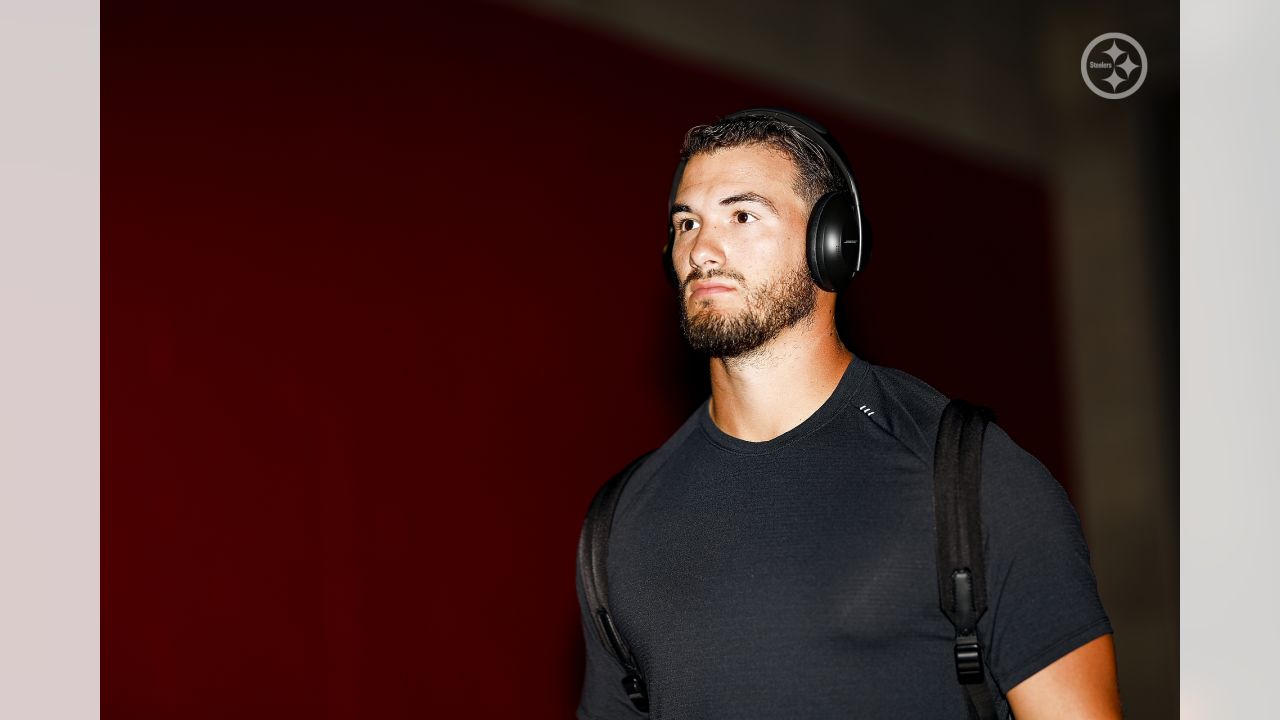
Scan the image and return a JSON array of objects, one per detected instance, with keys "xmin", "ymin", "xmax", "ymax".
[{"xmin": 1005, "ymin": 634, "xmax": 1122, "ymax": 719}]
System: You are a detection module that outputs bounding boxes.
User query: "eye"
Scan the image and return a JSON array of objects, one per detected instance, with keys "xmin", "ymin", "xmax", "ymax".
[
  {"xmin": 675, "ymin": 217, "xmax": 700, "ymax": 233},
  {"xmin": 733, "ymin": 211, "xmax": 757, "ymax": 224}
]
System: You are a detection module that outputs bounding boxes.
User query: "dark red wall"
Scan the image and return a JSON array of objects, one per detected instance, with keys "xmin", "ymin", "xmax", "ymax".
[{"xmin": 105, "ymin": 2, "xmax": 1066, "ymax": 716}]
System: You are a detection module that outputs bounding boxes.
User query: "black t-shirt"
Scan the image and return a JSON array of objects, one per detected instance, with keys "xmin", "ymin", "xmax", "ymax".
[{"xmin": 577, "ymin": 356, "xmax": 1111, "ymax": 719}]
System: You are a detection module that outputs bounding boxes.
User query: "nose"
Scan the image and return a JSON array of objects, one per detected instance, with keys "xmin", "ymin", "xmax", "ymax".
[{"xmin": 685, "ymin": 221, "xmax": 726, "ymax": 279}]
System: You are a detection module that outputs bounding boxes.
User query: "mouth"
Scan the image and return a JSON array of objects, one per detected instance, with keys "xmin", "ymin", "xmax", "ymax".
[{"xmin": 688, "ymin": 281, "xmax": 737, "ymax": 299}]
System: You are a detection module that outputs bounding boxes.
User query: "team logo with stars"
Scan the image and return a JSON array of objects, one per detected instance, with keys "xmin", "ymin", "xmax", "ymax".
[{"xmin": 1080, "ymin": 32, "xmax": 1147, "ymax": 99}]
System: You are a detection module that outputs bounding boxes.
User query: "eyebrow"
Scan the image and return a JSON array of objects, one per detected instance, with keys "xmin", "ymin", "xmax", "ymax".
[
  {"xmin": 670, "ymin": 192, "xmax": 779, "ymax": 219},
  {"xmin": 720, "ymin": 192, "xmax": 778, "ymax": 215}
]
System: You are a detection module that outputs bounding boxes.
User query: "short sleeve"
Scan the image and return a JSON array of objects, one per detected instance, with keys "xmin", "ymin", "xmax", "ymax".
[
  {"xmin": 576, "ymin": 567, "xmax": 649, "ymax": 720},
  {"xmin": 975, "ymin": 423, "xmax": 1113, "ymax": 694}
]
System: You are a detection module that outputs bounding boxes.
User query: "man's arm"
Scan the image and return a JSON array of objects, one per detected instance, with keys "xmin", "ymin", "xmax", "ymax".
[{"xmin": 1005, "ymin": 634, "xmax": 1123, "ymax": 719}]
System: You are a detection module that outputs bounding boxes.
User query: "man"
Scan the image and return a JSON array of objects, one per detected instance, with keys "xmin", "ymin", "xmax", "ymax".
[{"xmin": 576, "ymin": 109, "xmax": 1121, "ymax": 719}]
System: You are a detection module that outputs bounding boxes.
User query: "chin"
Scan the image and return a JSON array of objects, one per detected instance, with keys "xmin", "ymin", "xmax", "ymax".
[
  {"xmin": 687, "ymin": 294, "xmax": 741, "ymax": 310},
  {"xmin": 687, "ymin": 304, "xmax": 741, "ymax": 323}
]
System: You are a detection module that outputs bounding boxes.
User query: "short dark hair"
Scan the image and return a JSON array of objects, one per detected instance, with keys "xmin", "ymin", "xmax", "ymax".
[{"xmin": 679, "ymin": 113, "xmax": 846, "ymax": 208}]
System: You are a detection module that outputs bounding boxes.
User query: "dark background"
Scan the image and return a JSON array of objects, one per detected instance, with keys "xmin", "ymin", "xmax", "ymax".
[{"xmin": 105, "ymin": 1, "xmax": 1177, "ymax": 717}]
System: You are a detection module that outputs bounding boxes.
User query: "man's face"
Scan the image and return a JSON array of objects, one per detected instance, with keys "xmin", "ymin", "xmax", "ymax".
[{"xmin": 669, "ymin": 144, "xmax": 817, "ymax": 358}]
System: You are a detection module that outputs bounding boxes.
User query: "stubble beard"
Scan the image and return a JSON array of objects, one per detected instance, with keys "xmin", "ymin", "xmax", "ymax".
[{"xmin": 678, "ymin": 262, "xmax": 819, "ymax": 359}]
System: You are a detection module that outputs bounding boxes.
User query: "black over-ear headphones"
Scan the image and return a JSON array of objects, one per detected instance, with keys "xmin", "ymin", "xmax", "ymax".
[{"xmin": 663, "ymin": 107, "xmax": 872, "ymax": 293}]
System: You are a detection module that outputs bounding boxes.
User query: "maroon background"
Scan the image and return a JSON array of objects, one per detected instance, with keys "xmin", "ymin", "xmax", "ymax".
[{"xmin": 105, "ymin": 2, "xmax": 1067, "ymax": 717}]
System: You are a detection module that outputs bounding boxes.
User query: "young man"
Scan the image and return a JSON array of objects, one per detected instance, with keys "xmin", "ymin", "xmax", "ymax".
[{"xmin": 577, "ymin": 110, "xmax": 1121, "ymax": 719}]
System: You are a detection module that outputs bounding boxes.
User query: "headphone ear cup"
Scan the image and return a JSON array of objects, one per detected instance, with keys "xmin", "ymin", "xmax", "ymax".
[{"xmin": 806, "ymin": 191, "xmax": 856, "ymax": 292}]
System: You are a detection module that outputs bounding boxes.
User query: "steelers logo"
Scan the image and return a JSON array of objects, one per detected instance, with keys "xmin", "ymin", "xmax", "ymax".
[{"xmin": 1081, "ymin": 32, "xmax": 1148, "ymax": 100}]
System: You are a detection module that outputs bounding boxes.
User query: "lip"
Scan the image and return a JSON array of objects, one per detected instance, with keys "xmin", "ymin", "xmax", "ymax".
[{"xmin": 688, "ymin": 281, "xmax": 737, "ymax": 299}]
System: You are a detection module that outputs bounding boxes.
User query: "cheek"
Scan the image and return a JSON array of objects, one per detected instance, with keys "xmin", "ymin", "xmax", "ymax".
[
  {"xmin": 671, "ymin": 232, "xmax": 697, "ymax": 262},
  {"xmin": 671, "ymin": 245, "xmax": 696, "ymax": 285},
  {"xmin": 749, "ymin": 231, "xmax": 803, "ymax": 272}
]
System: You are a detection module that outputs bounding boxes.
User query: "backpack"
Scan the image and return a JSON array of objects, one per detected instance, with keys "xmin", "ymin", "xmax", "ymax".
[{"xmin": 577, "ymin": 399, "xmax": 1001, "ymax": 719}]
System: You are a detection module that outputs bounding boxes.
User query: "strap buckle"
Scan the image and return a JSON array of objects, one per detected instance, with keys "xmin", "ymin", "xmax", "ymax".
[
  {"xmin": 953, "ymin": 634, "xmax": 985, "ymax": 685},
  {"xmin": 622, "ymin": 674, "xmax": 649, "ymax": 712}
]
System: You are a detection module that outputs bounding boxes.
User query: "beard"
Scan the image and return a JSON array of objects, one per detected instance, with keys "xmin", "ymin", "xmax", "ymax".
[{"xmin": 679, "ymin": 262, "xmax": 818, "ymax": 359}]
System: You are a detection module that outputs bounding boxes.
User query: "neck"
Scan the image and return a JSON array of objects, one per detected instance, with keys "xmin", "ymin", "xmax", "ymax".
[{"xmin": 706, "ymin": 311, "xmax": 853, "ymax": 442}]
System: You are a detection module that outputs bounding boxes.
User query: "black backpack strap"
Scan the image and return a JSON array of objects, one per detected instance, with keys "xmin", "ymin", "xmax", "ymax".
[
  {"xmin": 934, "ymin": 399, "xmax": 999, "ymax": 720},
  {"xmin": 577, "ymin": 451, "xmax": 654, "ymax": 713}
]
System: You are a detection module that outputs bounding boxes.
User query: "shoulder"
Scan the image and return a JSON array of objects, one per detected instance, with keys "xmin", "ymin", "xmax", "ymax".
[
  {"xmin": 856, "ymin": 361, "xmax": 1065, "ymax": 504},
  {"xmin": 852, "ymin": 361, "xmax": 951, "ymax": 466},
  {"xmin": 867, "ymin": 363, "xmax": 1091, "ymax": 576},
  {"xmin": 599, "ymin": 399, "xmax": 708, "ymax": 493},
  {"xmin": 978, "ymin": 421, "xmax": 1084, "ymax": 550}
]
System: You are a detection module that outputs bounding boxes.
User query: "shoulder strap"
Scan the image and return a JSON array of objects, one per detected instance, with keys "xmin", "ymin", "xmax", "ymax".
[
  {"xmin": 577, "ymin": 451, "xmax": 654, "ymax": 713},
  {"xmin": 933, "ymin": 399, "xmax": 999, "ymax": 720}
]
